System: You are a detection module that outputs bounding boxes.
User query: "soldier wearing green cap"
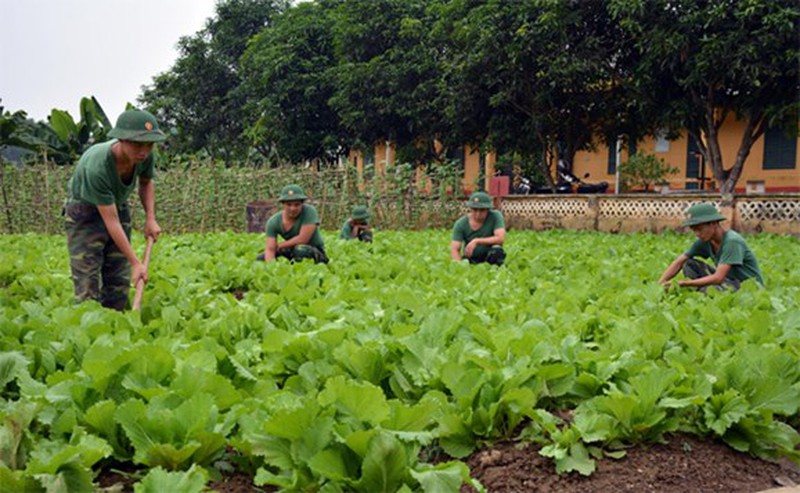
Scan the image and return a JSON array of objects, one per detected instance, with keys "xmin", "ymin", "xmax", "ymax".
[
  {"xmin": 259, "ymin": 184, "xmax": 328, "ymax": 263},
  {"xmin": 658, "ymin": 202, "xmax": 763, "ymax": 290},
  {"xmin": 451, "ymin": 191, "xmax": 506, "ymax": 265},
  {"xmin": 64, "ymin": 109, "xmax": 166, "ymax": 310},
  {"xmin": 340, "ymin": 205, "xmax": 372, "ymax": 242}
]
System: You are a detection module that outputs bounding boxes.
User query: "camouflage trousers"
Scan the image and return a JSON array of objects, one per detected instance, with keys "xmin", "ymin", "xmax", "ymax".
[
  {"xmin": 683, "ymin": 258, "xmax": 740, "ymax": 292},
  {"xmin": 65, "ymin": 202, "xmax": 132, "ymax": 311},
  {"xmin": 256, "ymin": 244, "xmax": 329, "ymax": 264},
  {"xmin": 356, "ymin": 229, "xmax": 373, "ymax": 243},
  {"xmin": 468, "ymin": 245, "xmax": 506, "ymax": 266}
]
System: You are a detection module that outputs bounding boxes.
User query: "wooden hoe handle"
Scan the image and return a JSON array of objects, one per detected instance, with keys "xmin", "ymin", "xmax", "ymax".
[{"xmin": 132, "ymin": 236, "xmax": 155, "ymax": 311}]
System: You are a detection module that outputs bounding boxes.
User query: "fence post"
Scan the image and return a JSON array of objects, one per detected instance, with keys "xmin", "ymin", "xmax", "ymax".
[
  {"xmin": 720, "ymin": 193, "xmax": 736, "ymax": 230},
  {"xmin": 589, "ymin": 195, "xmax": 600, "ymax": 231}
]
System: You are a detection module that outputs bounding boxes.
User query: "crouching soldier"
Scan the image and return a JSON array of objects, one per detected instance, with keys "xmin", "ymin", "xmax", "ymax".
[
  {"xmin": 340, "ymin": 205, "xmax": 372, "ymax": 242},
  {"xmin": 658, "ymin": 202, "xmax": 763, "ymax": 291},
  {"xmin": 258, "ymin": 184, "xmax": 328, "ymax": 263},
  {"xmin": 450, "ymin": 191, "xmax": 506, "ymax": 266}
]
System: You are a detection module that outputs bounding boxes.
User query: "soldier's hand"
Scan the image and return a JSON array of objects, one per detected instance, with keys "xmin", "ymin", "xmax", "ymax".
[
  {"xmin": 464, "ymin": 240, "xmax": 479, "ymax": 257},
  {"xmin": 144, "ymin": 219, "xmax": 161, "ymax": 241},
  {"xmin": 132, "ymin": 262, "xmax": 148, "ymax": 285}
]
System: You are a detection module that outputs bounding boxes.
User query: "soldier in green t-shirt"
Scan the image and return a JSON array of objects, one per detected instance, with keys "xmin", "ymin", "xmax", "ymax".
[
  {"xmin": 659, "ymin": 203, "xmax": 763, "ymax": 290},
  {"xmin": 340, "ymin": 205, "xmax": 372, "ymax": 242},
  {"xmin": 451, "ymin": 191, "xmax": 506, "ymax": 265},
  {"xmin": 64, "ymin": 109, "xmax": 166, "ymax": 310},
  {"xmin": 258, "ymin": 184, "xmax": 328, "ymax": 263}
]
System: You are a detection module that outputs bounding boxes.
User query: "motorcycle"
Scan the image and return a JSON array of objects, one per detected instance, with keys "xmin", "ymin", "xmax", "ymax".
[
  {"xmin": 556, "ymin": 162, "xmax": 609, "ymax": 194},
  {"xmin": 516, "ymin": 161, "xmax": 609, "ymax": 194}
]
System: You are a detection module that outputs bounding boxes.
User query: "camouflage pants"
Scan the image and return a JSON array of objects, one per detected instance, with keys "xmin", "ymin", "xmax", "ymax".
[
  {"xmin": 468, "ymin": 245, "xmax": 506, "ymax": 266},
  {"xmin": 357, "ymin": 229, "xmax": 373, "ymax": 243},
  {"xmin": 65, "ymin": 202, "xmax": 132, "ymax": 311},
  {"xmin": 256, "ymin": 244, "xmax": 329, "ymax": 264},
  {"xmin": 683, "ymin": 258, "xmax": 740, "ymax": 292}
]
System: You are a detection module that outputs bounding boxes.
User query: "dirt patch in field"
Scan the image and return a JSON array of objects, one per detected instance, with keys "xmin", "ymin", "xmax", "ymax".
[
  {"xmin": 462, "ymin": 433, "xmax": 800, "ymax": 493},
  {"xmin": 95, "ymin": 433, "xmax": 799, "ymax": 492}
]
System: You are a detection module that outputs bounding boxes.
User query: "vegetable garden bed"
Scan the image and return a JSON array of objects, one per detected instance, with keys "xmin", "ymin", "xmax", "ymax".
[{"xmin": 1, "ymin": 230, "xmax": 798, "ymax": 492}]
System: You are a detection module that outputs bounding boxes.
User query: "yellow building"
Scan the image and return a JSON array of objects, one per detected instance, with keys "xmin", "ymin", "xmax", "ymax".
[
  {"xmin": 574, "ymin": 118, "xmax": 799, "ymax": 193},
  {"xmin": 350, "ymin": 118, "xmax": 799, "ymax": 194},
  {"xmin": 349, "ymin": 142, "xmax": 496, "ymax": 192}
]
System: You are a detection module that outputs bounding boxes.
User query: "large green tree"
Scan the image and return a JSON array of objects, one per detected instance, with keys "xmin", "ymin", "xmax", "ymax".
[
  {"xmin": 241, "ymin": 1, "xmax": 345, "ymax": 165},
  {"xmin": 610, "ymin": 0, "xmax": 800, "ymax": 194},
  {"xmin": 328, "ymin": 0, "xmax": 451, "ymax": 164},
  {"xmin": 440, "ymin": 0, "xmax": 634, "ymax": 187},
  {"xmin": 140, "ymin": 0, "xmax": 288, "ymax": 163}
]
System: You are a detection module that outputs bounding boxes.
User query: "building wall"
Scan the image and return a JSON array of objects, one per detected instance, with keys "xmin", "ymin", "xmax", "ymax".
[
  {"xmin": 572, "ymin": 116, "xmax": 800, "ymax": 193},
  {"xmin": 349, "ymin": 142, "xmax": 495, "ymax": 193},
  {"xmin": 349, "ymin": 116, "xmax": 798, "ymax": 194}
]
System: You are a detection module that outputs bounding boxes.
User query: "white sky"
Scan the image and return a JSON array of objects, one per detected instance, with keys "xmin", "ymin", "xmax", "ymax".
[{"xmin": 1, "ymin": 0, "xmax": 218, "ymax": 122}]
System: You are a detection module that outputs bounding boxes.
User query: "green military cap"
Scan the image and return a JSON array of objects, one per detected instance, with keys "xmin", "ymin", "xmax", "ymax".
[
  {"xmin": 352, "ymin": 205, "xmax": 370, "ymax": 220},
  {"xmin": 465, "ymin": 191, "xmax": 492, "ymax": 209},
  {"xmin": 108, "ymin": 109, "xmax": 166, "ymax": 142},
  {"xmin": 278, "ymin": 184, "xmax": 308, "ymax": 202},
  {"xmin": 682, "ymin": 203, "xmax": 726, "ymax": 226}
]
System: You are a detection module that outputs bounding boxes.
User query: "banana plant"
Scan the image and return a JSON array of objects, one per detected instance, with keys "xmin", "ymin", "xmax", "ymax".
[
  {"xmin": 45, "ymin": 96, "xmax": 112, "ymax": 163},
  {"xmin": 0, "ymin": 106, "xmax": 42, "ymax": 157}
]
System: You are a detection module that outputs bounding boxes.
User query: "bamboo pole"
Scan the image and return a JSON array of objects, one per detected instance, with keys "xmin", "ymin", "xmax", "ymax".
[
  {"xmin": 43, "ymin": 152, "xmax": 51, "ymax": 233},
  {"xmin": 132, "ymin": 236, "xmax": 155, "ymax": 311}
]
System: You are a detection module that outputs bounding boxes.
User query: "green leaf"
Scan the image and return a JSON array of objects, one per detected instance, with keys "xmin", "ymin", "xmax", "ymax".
[
  {"xmin": 318, "ymin": 376, "xmax": 390, "ymax": 426},
  {"xmin": 0, "ymin": 351, "xmax": 29, "ymax": 388},
  {"xmin": 133, "ymin": 465, "xmax": 208, "ymax": 493},
  {"xmin": 555, "ymin": 442, "xmax": 596, "ymax": 476},
  {"xmin": 0, "ymin": 400, "xmax": 38, "ymax": 470},
  {"xmin": 410, "ymin": 461, "xmax": 472, "ymax": 493},
  {"xmin": 0, "ymin": 464, "xmax": 42, "ymax": 493},
  {"xmin": 26, "ymin": 429, "xmax": 112, "ymax": 474},
  {"xmin": 47, "ymin": 109, "xmax": 78, "ymax": 145},
  {"xmin": 703, "ymin": 390, "xmax": 749, "ymax": 435},
  {"xmin": 437, "ymin": 413, "xmax": 475, "ymax": 459},
  {"xmin": 308, "ymin": 447, "xmax": 350, "ymax": 482},
  {"xmin": 33, "ymin": 460, "xmax": 93, "ymax": 493},
  {"xmin": 254, "ymin": 467, "xmax": 293, "ymax": 488},
  {"xmin": 263, "ymin": 399, "xmax": 322, "ymax": 440},
  {"xmin": 356, "ymin": 432, "xmax": 409, "ymax": 493}
]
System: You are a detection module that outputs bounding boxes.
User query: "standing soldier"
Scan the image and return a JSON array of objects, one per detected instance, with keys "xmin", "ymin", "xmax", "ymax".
[
  {"xmin": 64, "ymin": 109, "xmax": 165, "ymax": 310},
  {"xmin": 451, "ymin": 191, "xmax": 507, "ymax": 265}
]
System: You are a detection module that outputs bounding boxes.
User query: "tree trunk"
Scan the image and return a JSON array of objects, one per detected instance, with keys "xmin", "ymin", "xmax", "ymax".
[
  {"xmin": 536, "ymin": 140, "xmax": 557, "ymax": 191},
  {"xmin": 699, "ymin": 112, "xmax": 765, "ymax": 196},
  {"xmin": 720, "ymin": 114, "xmax": 765, "ymax": 195}
]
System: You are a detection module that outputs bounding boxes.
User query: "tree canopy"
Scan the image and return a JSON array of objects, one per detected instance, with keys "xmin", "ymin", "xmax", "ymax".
[
  {"xmin": 34, "ymin": 0, "xmax": 794, "ymax": 194},
  {"xmin": 609, "ymin": 0, "xmax": 800, "ymax": 194}
]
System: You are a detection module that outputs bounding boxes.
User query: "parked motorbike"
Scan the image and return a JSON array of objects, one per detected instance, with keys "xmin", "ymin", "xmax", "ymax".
[
  {"xmin": 514, "ymin": 162, "xmax": 609, "ymax": 194},
  {"xmin": 557, "ymin": 161, "xmax": 607, "ymax": 192}
]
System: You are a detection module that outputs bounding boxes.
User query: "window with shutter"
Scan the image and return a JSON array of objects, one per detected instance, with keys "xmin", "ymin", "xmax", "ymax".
[
  {"xmin": 763, "ymin": 127, "xmax": 797, "ymax": 170},
  {"xmin": 607, "ymin": 144, "xmax": 616, "ymax": 175},
  {"xmin": 686, "ymin": 136, "xmax": 700, "ymax": 178}
]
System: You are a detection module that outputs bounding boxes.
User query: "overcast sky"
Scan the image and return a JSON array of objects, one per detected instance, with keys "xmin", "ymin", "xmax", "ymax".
[{"xmin": 1, "ymin": 0, "xmax": 218, "ymax": 122}]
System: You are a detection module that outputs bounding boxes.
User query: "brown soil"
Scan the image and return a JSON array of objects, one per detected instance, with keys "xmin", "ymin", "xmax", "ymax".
[
  {"xmin": 462, "ymin": 434, "xmax": 800, "ymax": 493},
  {"xmin": 95, "ymin": 434, "xmax": 799, "ymax": 492}
]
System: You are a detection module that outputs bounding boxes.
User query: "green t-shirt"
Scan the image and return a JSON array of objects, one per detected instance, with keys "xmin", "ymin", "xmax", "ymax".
[
  {"xmin": 266, "ymin": 204, "xmax": 325, "ymax": 249},
  {"xmin": 452, "ymin": 210, "xmax": 505, "ymax": 258},
  {"xmin": 340, "ymin": 219, "xmax": 369, "ymax": 240},
  {"xmin": 685, "ymin": 229, "xmax": 763, "ymax": 285},
  {"xmin": 67, "ymin": 140, "xmax": 155, "ymax": 206}
]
